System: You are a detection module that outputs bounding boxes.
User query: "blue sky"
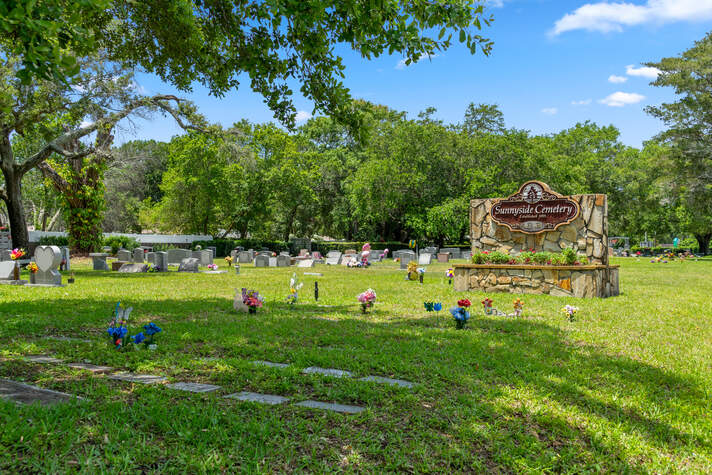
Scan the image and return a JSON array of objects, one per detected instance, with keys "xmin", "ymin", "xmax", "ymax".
[{"xmin": 119, "ymin": 0, "xmax": 712, "ymax": 148}]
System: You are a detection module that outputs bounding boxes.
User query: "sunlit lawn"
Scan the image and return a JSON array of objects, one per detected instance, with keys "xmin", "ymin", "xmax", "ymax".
[{"xmin": 1, "ymin": 256, "xmax": 710, "ymax": 472}]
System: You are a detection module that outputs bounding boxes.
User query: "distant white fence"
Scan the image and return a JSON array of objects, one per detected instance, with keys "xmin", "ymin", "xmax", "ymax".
[{"xmin": 29, "ymin": 231, "xmax": 212, "ymax": 245}]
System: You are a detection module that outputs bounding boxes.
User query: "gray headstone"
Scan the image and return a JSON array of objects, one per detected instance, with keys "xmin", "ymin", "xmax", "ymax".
[
  {"xmin": 268, "ymin": 257, "xmax": 277, "ymax": 267},
  {"xmin": 193, "ymin": 250, "xmax": 212, "ymax": 266},
  {"xmin": 358, "ymin": 376, "xmax": 414, "ymax": 388},
  {"xmin": 325, "ymin": 256, "xmax": 340, "ymax": 265},
  {"xmin": 400, "ymin": 254, "xmax": 414, "ymax": 270},
  {"xmin": 178, "ymin": 258, "xmax": 200, "ymax": 273},
  {"xmin": 145, "ymin": 252, "xmax": 157, "ymax": 265},
  {"xmin": 224, "ymin": 392, "xmax": 290, "ymax": 405},
  {"xmin": 0, "ymin": 249, "xmax": 11, "ymax": 261},
  {"xmin": 167, "ymin": 382, "xmax": 221, "ymax": 393},
  {"xmin": 132, "ymin": 248, "xmax": 144, "ymax": 263},
  {"xmin": 107, "ymin": 373, "xmax": 167, "ymax": 384},
  {"xmin": 61, "ymin": 247, "xmax": 71, "ymax": 271},
  {"xmin": 461, "ymin": 251, "xmax": 472, "ymax": 260},
  {"xmin": 238, "ymin": 251, "xmax": 252, "ymax": 263},
  {"xmin": 89, "ymin": 253, "xmax": 109, "ymax": 271},
  {"xmin": 440, "ymin": 248, "xmax": 461, "ymax": 259},
  {"xmin": 276, "ymin": 255, "xmax": 291, "ymax": 267},
  {"xmin": 166, "ymin": 248, "xmax": 185, "ymax": 265},
  {"xmin": 116, "ymin": 249, "xmax": 132, "ymax": 262},
  {"xmin": 254, "ymin": 255, "xmax": 269, "ymax": 267},
  {"xmin": 154, "ymin": 251, "xmax": 168, "ymax": 271},
  {"xmin": 0, "ymin": 379, "xmax": 80, "ymax": 406},
  {"xmin": 302, "ymin": 367, "xmax": 353, "ymax": 378},
  {"xmin": 118, "ymin": 263, "xmax": 148, "ymax": 273},
  {"xmin": 66, "ymin": 362, "xmax": 114, "ymax": 374},
  {"xmin": 418, "ymin": 253, "xmax": 432, "ymax": 265},
  {"xmin": 251, "ymin": 360, "xmax": 289, "ymax": 368},
  {"xmin": 294, "ymin": 400, "xmax": 365, "ymax": 414},
  {"xmin": 33, "ymin": 245, "xmax": 62, "ymax": 286},
  {"xmin": 207, "ymin": 246, "xmax": 217, "ymax": 259},
  {"xmin": 297, "ymin": 259, "xmax": 315, "ymax": 268},
  {"xmin": 0, "ymin": 261, "xmax": 15, "ymax": 280}
]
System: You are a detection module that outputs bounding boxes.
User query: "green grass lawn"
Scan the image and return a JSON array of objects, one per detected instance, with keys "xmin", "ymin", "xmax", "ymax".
[{"xmin": 1, "ymin": 257, "xmax": 711, "ymax": 473}]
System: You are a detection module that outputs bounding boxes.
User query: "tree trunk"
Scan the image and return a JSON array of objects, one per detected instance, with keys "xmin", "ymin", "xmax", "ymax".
[
  {"xmin": 3, "ymin": 170, "xmax": 29, "ymax": 249},
  {"xmin": 695, "ymin": 233, "xmax": 711, "ymax": 255}
]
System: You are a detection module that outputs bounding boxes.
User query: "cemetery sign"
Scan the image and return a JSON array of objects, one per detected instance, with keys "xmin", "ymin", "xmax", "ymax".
[{"xmin": 490, "ymin": 181, "xmax": 579, "ymax": 233}]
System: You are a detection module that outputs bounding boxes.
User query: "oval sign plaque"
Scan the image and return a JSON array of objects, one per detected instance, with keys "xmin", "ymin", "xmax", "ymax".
[{"xmin": 490, "ymin": 181, "xmax": 580, "ymax": 234}]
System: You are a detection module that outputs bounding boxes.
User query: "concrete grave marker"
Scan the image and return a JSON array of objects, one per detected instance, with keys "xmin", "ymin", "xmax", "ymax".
[
  {"xmin": 358, "ymin": 376, "xmax": 414, "ymax": 388},
  {"xmin": 254, "ymin": 255, "xmax": 269, "ymax": 267},
  {"xmin": 418, "ymin": 253, "xmax": 432, "ymax": 265},
  {"xmin": 108, "ymin": 373, "xmax": 167, "ymax": 384},
  {"xmin": 89, "ymin": 253, "xmax": 109, "ymax": 270},
  {"xmin": 146, "ymin": 252, "xmax": 157, "ymax": 265},
  {"xmin": 295, "ymin": 400, "xmax": 365, "ymax": 414},
  {"xmin": 0, "ymin": 261, "xmax": 15, "ymax": 280},
  {"xmin": 167, "ymin": 248, "xmax": 191, "ymax": 265},
  {"xmin": 66, "ymin": 362, "xmax": 114, "ymax": 374},
  {"xmin": 118, "ymin": 263, "xmax": 148, "ymax": 273},
  {"xmin": 251, "ymin": 360, "xmax": 289, "ymax": 368},
  {"xmin": 224, "ymin": 392, "xmax": 290, "ymax": 405},
  {"xmin": 238, "ymin": 251, "xmax": 252, "ymax": 263},
  {"xmin": 116, "ymin": 249, "xmax": 132, "ymax": 262},
  {"xmin": 302, "ymin": 367, "xmax": 353, "ymax": 378},
  {"xmin": 268, "ymin": 257, "xmax": 277, "ymax": 267},
  {"xmin": 154, "ymin": 251, "xmax": 168, "ymax": 271},
  {"xmin": 132, "ymin": 248, "xmax": 144, "ymax": 263},
  {"xmin": 276, "ymin": 255, "xmax": 290, "ymax": 267},
  {"xmin": 60, "ymin": 247, "xmax": 70, "ymax": 271},
  {"xmin": 297, "ymin": 259, "xmax": 315, "ymax": 268},
  {"xmin": 178, "ymin": 258, "xmax": 200, "ymax": 273},
  {"xmin": 32, "ymin": 245, "xmax": 62, "ymax": 286},
  {"xmin": 167, "ymin": 382, "xmax": 221, "ymax": 393},
  {"xmin": 0, "ymin": 379, "xmax": 81, "ymax": 406}
]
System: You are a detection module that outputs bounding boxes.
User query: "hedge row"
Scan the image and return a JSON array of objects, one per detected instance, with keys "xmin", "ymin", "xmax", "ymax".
[
  {"xmin": 38, "ymin": 235, "xmax": 140, "ymax": 254},
  {"xmin": 630, "ymin": 245, "xmax": 698, "ymax": 255},
  {"xmin": 192, "ymin": 239, "xmax": 289, "ymax": 257}
]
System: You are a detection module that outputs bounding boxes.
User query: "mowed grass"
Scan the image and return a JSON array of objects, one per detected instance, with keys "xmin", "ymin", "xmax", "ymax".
[{"xmin": 0, "ymin": 257, "xmax": 711, "ymax": 473}]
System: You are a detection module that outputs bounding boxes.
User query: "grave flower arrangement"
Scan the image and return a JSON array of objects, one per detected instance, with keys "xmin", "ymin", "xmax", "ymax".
[
  {"xmin": 446, "ymin": 268, "xmax": 454, "ymax": 285},
  {"xmin": 358, "ymin": 288, "xmax": 376, "ymax": 313},
  {"xmin": 242, "ymin": 288, "xmax": 264, "ymax": 313},
  {"xmin": 10, "ymin": 248, "xmax": 25, "ymax": 260},
  {"xmin": 27, "ymin": 262, "xmax": 38, "ymax": 273},
  {"xmin": 107, "ymin": 302, "xmax": 132, "ymax": 349},
  {"xmin": 424, "ymin": 301, "xmax": 442, "ymax": 312},
  {"xmin": 513, "ymin": 298, "xmax": 524, "ymax": 317},
  {"xmin": 562, "ymin": 305, "xmax": 578, "ymax": 322},
  {"xmin": 450, "ymin": 298, "xmax": 471, "ymax": 329},
  {"xmin": 207, "ymin": 263, "xmax": 219, "ymax": 270},
  {"xmin": 406, "ymin": 260, "xmax": 418, "ymax": 280},
  {"xmin": 482, "ymin": 298, "xmax": 493, "ymax": 315},
  {"xmin": 224, "ymin": 256, "xmax": 233, "ymax": 266},
  {"xmin": 132, "ymin": 323, "xmax": 162, "ymax": 349},
  {"xmin": 286, "ymin": 273, "xmax": 303, "ymax": 304},
  {"xmin": 379, "ymin": 248, "xmax": 389, "ymax": 259}
]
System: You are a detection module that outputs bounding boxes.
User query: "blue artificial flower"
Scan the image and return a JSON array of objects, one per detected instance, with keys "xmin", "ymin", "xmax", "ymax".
[
  {"xmin": 107, "ymin": 326, "xmax": 128, "ymax": 339},
  {"xmin": 433, "ymin": 303, "xmax": 442, "ymax": 312},
  {"xmin": 131, "ymin": 332, "xmax": 146, "ymax": 344},
  {"xmin": 450, "ymin": 307, "xmax": 470, "ymax": 322},
  {"xmin": 143, "ymin": 323, "xmax": 162, "ymax": 336}
]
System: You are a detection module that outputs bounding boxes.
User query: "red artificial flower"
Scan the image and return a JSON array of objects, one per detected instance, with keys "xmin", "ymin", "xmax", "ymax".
[{"xmin": 458, "ymin": 299, "xmax": 472, "ymax": 308}]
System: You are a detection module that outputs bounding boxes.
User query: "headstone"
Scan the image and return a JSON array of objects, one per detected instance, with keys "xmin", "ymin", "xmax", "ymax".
[
  {"xmin": 224, "ymin": 392, "xmax": 290, "ymax": 405},
  {"xmin": 297, "ymin": 259, "xmax": 315, "ymax": 268},
  {"xmin": 0, "ymin": 231, "xmax": 11, "ymax": 251},
  {"xmin": 0, "ymin": 379, "xmax": 80, "ymax": 406},
  {"xmin": 440, "ymin": 248, "xmax": 461, "ymax": 259},
  {"xmin": 116, "ymin": 249, "xmax": 132, "ymax": 262},
  {"xmin": 132, "ymin": 248, "xmax": 144, "ymax": 263},
  {"xmin": 167, "ymin": 382, "xmax": 221, "ymax": 393},
  {"xmin": 423, "ymin": 246, "xmax": 438, "ymax": 255},
  {"xmin": 146, "ymin": 252, "xmax": 157, "ymax": 265},
  {"xmin": 118, "ymin": 263, "xmax": 148, "ymax": 273},
  {"xmin": 66, "ymin": 362, "xmax": 114, "ymax": 374},
  {"xmin": 418, "ymin": 253, "xmax": 432, "ymax": 265},
  {"xmin": 60, "ymin": 247, "xmax": 71, "ymax": 271},
  {"xmin": 198, "ymin": 249, "xmax": 212, "ymax": 266},
  {"xmin": 167, "ymin": 248, "xmax": 190, "ymax": 265},
  {"xmin": 400, "ymin": 253, "xmax": 414, "ymax": 270},
  {"xmin": 107, "ymin": 373, "xmax": 167, "ymax": 384},
  {"xmin": 461, "ymin": 251, "xmax": 472, "ymax": 261},
  {"xmin": 155, "ymin": 251, "xmax": 168, "ymax": 272},
  {"xmin": 294, "ymin": 400, "xmax": 365, "ymax": 414},
  {"xmin": 178, "ymin": 258, "xmax": 200, "ymax": 273},
  {"xmin": 358, "ymin": 376, "xmax": 414, "ymax": 388},
  {"xmin": 0, "ymin": 249, "xmax": 11, "ymax": 261},
  {"xmin": 25, "ymin": 355, "xmax": 63, "ymax": 364},
  {"xmin": 89, "ymin": 253, "xmax": 109, "ymax": 271},
  {"xmin": 251, "ymin": 360, "xmax": 289, "ymax": 368},
  {"xmin": 437, "ymin": 252, "xmax": 450, "ymax": 263},
  {"xmin": 111, "ymin": 261, "xmax": 124, "ymax": 271},
  {"xmin": 0, "ymin": 261, "xmax": 16, "ymax": 280},
  {"xmin": 238, "ymin": 251, "xmax": 252, "ymax": 263},
  {"xmin": 302, "ymin": 367, "xmax": 353, "ymax": 378},
  {"xmin": 254, "ymin": 255, "xmax": 269, "ymax": 267},
  {"xmin": 268, "ymin": 257, "xmax": 277, "ymax": 267},
  {"xmin": 276, "ymin": 255, "xmax": 290, "ymax": 267},
  {"xmin": 325, "ymin": 251, "xmax": 342, "ymax": 265},
  {"xmin": 33, "ymin": 245, "xmax": 62, "ymax": 286},
  {"xmin": 207, "ymin": 246, "xmax": 217, "ymax": 259},
  {"xmin": 231, "ymin": 250, "xmax": 239, "ymax": 263}
]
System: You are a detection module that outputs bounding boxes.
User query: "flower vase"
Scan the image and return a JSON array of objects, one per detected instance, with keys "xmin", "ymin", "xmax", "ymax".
[
  {"xmin": 456, "ymin": 320, "xmax": 466, "ymax": 330},
  {"xmin": 234, "ymin": 265, "xmax": 240, "ymax": 275},
  {"xmin": 361, "ymin": 303, "xmax": 370, "ymax": 314},
  {"xmin": 13, "ymin": 262, "xmax": 19, "ymax": 281},
  {"xmin": 248, "ymin": 307, "xmax": 256, "ymax": 314},
  {"xmin": 30, "ymin": 272, "xmax": 36, "ymax": 284}
]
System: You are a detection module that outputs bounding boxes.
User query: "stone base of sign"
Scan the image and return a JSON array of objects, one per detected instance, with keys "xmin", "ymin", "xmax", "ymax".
[{"xmin": 453, "ymin": 264, "xmax": 619, "ymax": 298}]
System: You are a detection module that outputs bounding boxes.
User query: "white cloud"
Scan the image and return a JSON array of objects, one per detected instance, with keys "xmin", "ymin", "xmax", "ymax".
[
  {"xmin": 571, "ymin": 99, "xmax": 592, "ymax": 106},
  {"xmin": 625, "ymin": 64, "xmax": 661, "ymax": 78},
  {"xmin": 598, "ymin": 91, "xmax": 645, "ymax": 107},
  {"xmin": 551, "ymin": 0, "xmax": 712, "ymax": 35},
  {"xmin": 80, "ymin": 120, "xmax": 94, "ymax": 128},
  {"xmin": 608, "ymin": 74, "xmax": 628, "ymax": 83},
  {"xmin": 541, "ymin": 107, "xmax": 558, "ymax": 115},
  {"xmin": 395, "ymin": 53, "xmax": 437, "ymax": 70},
  {"xmin": 295, "ymin": 110, "xmax": 312, "ymax": 122}
]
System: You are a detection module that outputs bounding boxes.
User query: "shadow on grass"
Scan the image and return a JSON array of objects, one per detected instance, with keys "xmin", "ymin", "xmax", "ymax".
[{"xmin": 0, "ymin": 293, "xmax": 708, "ymax": 471}]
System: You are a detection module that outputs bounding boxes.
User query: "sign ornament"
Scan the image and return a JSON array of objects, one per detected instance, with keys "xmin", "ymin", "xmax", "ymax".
[{"xmin": 490, "ymin": 181, "xmax": 580, "ymax": 234}]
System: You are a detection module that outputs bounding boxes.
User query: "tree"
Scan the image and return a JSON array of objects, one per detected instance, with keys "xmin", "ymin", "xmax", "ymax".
[
  {"xmin": 462, "ymin": 103, "xmax": 505, "ymax": 135},
  {"xmin": 0, "ymin": 54, "xmax": 199, "ymax": 250},
  {"xmin": 646, "ymin": 32, "xmax": 712, "ymax": 253},
  {"xmin": 1, "ymin": 1, "xmax": 493, "ymax": 127}
]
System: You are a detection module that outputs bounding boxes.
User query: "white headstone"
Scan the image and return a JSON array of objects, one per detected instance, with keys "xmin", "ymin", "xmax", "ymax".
[
  {"xmin": 418, "ymin": 253, "xmax": 432, "ymax": 265},
  {"xmin": 33, "ymin": 245, "xmax": 62, "ymax": 285},
  {"xmin": 297, "ymin": 259, "xmax": 315, "ymax": 268},
  {"xmin": 0, "ymin": 261, "xmax": 15, "ymax": 280}
]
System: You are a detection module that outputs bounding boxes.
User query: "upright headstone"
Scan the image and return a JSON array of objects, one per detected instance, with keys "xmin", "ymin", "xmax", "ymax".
[
  {"xmin": 325, "ymin": 251, "xmax": 342, "ymax": 265},
  {"xmin": 0, "ymin": 261, "xmax": 15, "ymax": 280},
  {"xmin": 418, "ymin": 253, "xmax": 432, "ymax": 265},
  {"xmin": 400, "ymin": 253, "xmax": 415, "ymax": 270},
  {"xmin": 0, "ymin": 249, "xmax": 12, "ymax": 261},
  {"xmin": 60, "ymin": 247, "xmax": 71, "ymax": 271},
  {"xmin": 33, "ymin": 246, "xmax": 62, "ymax": 286},
  {"xmin": 89, "ymin": 253, "xmax": 109, "ymax": 270},
  {"xmin": 440, "ymin": 248, "xmax": 461, "ymax": 259},
  {"xmin": 155, "ymin": 251, "xmax": 168, "ymax": 272},
  {"xmin": 238, "ymin": 251, "xmax": 252, "ymax": 263},
  {"xmin": 207, "ymin": 246, "xmax": 217, "ymax": 260},
  {"xmin": 194, "ymin": 250, "xmax": 212, "ymax": 266},
  {"xmin": 268, "ymin": 257, "xmax": 277, "ymax": 267},
  {"xmin": 437, "ymin": 252, "xmax": 450, "ymax": 263},
  {"xmin": 276, "ymin": 255, "xmax": 290, "ymax": 267},
  {"xmin": 231, "ymin": 250, "xmax": 239, "ymax": 263},
  {"xmin": 297, "ymin": 259, "xmax": 315, "ymax": 268},
  {"xmin": 178, "ymin": 257, "xmax": 200, "ymax": 273},
  {"xmin": 132, "ymin": 248, "xmax": 144, "ymax": 263},
  {"xmin": 254, "ymin": 255, "xmax": 269, "ymax": 267},
  {"xmin": 167, "ymin": 248, "xmax": 190, "ymax": 265},
  {"xmin": 118, "ymin": 263, "xmax": 148, "ymax": 273},
  {"xmin": 116, "ymin": 249, "xmax": 131, "ymax": 262},
  {"xmin": 0, "ymin": 231, "xmax": 11, "ymax": 252},
  {"xmin": 146, "ymin": 252, "xmax": 157, "ymax": 265}
]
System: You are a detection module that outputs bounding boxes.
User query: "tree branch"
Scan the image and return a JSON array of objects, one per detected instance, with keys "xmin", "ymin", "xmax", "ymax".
[{"xmin": 38, "ymin": 162, "xmax": 70, "ymax": 193}]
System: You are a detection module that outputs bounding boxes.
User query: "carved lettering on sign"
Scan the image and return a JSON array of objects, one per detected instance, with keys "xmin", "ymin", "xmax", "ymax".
[{"xmin": 490, "ymin": 181, "xmax": 580, "ymax": 234}]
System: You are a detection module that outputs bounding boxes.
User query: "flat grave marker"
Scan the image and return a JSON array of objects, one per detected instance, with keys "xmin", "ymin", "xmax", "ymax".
[
  {"xmin": 108, "ymin": 373, "xmax": 167, "ymax": 384},
  {"xmin": 302, "ymin": 367, "xmax": 353, "ymax": 378},
  {"xmin": 0, "ymin": 379, "xmax": 81, "ymax": 406},
  {"xmin": 295, "ymin": 400, "xmax": 365, "ymax": 414},
  {"xmin": 224, "ymin": 391, "xmax": 290, "ymax": 405},
  {"xmin": 358, "ymin": 376, "xmax": 414, "ymax": 388},
  {"xmin": 167, "ymin": 382, "xmax": 222, "ymax": 393}
]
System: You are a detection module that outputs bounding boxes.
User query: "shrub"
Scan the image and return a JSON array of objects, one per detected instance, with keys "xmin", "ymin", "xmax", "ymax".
[
  {"xmin": 38, "ymin": 236, "xmax": 69, "ymax": 247},
  {"xmin": 104, "ymin": 236, "xmax": 140, "ymax": 254}
]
